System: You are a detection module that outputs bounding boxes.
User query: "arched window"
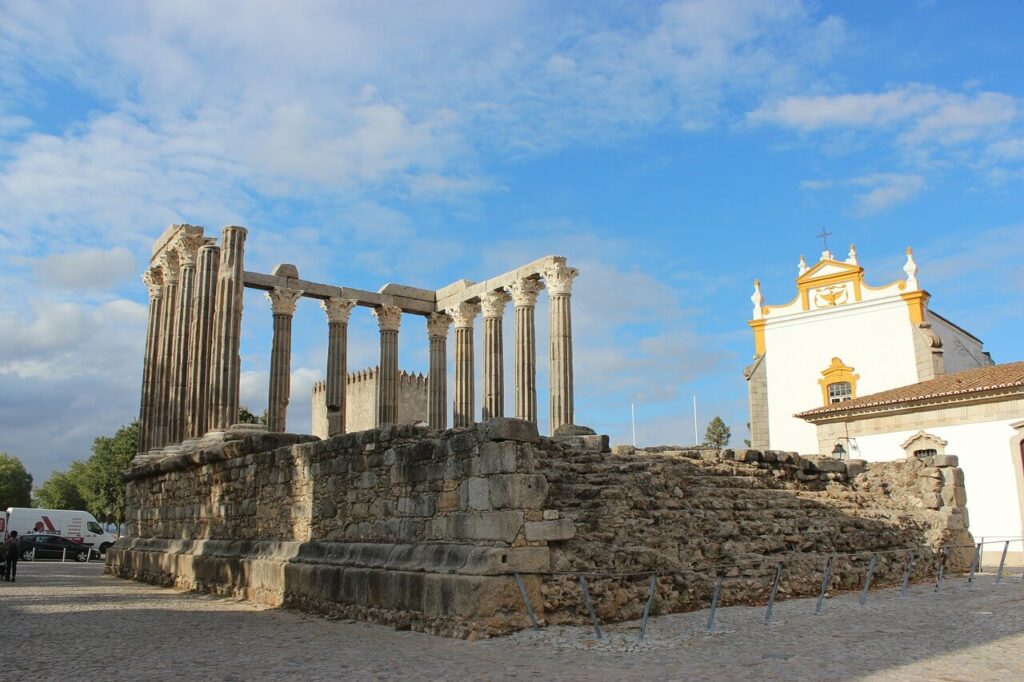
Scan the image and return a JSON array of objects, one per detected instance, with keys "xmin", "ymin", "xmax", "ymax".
[
  {"xmin": 900, "ymin": 431, "xmax": 947, "ymax": 458},
  {"xmin": 827, "ymin": 381, "xmax": 852, "ymax": 404}
]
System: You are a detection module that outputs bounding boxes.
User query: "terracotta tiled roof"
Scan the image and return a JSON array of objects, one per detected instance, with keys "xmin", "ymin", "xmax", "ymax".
[{"xmin": 796, "ymin": 361, "xmax": 1024, "ymax": 419}]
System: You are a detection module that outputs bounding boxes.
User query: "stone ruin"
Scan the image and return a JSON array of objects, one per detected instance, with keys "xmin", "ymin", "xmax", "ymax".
[{"xmin": 110, "ymin": 223, "xmax": 976, "ymax": 639}]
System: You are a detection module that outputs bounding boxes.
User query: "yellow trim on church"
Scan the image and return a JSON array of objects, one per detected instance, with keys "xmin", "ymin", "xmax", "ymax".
[
  {"xmin": 901, "ymin": 290, "xmax": 930, "ymax": 324},
  {"xmin": 818, "ymin": 357, "xmax": 859, "ymax": 406},
  {"xmin": 749, "ymin": 319, "xmax": 766, "ymax": 354},
  {"xmin": 796, "ymin": 259, "xmax": 865, "ymax": 311}
]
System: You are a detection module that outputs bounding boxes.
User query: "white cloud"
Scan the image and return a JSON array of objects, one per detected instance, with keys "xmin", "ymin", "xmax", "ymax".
[
  {"xmin": 33, "ymin": 246, "xmax": 136, "ymax": 289},
  {"xmin": 800, "ymin": 172, "xmax": 925, "ymax": 216}
]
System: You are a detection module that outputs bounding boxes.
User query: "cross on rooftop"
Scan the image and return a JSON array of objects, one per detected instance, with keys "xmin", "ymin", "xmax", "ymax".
[{"xmin": 816, "ymin": 228, "xmax": 833, "ymax": 251}]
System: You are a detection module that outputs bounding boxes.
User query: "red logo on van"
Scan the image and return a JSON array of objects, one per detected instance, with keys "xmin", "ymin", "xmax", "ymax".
[{"xmin": 33, "ymin": 516, "xmax": 58, "ymax": 533}]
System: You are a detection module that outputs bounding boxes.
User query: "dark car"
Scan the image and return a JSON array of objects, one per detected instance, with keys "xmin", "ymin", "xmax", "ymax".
[{"xmin": 18, "ymin": 534, "xmax": 92, "ymax": 562}]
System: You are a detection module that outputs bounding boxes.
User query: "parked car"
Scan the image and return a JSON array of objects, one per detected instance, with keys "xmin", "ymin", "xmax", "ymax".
[
  {"xmin": 18, "ymin": 534, "xmax": 93, "ymax": 562},
  {"xmin": 4, "ymin": 507, "xmax": 117, "ymax": 554}
]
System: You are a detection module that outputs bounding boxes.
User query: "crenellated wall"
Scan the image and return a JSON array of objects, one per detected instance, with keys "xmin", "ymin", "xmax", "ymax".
[
  {"xmin": 108, "ymin": 421, "xmax": 974, "ymax": 638},
  {"xmin": 311, "ymin": 369, "xmax": 429, "ymax": 437}
]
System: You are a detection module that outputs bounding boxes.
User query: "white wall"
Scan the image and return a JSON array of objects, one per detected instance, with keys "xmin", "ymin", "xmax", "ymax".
[
  {"xmin": 927, "ymin": 310, "xmax": 992, "ymax": 373},
  {"xmin": 852, "ymin": 419, "xmax": 1023, "ymax": 543},
  {"xmin": 764, "ymin": 298, "xmax": 919, "ymax": 454}
]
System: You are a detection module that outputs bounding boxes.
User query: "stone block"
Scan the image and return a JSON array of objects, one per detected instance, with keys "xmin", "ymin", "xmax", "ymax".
[
  {"xmin": 479, "ymin": 418, "xmax": 540, "ymax": 444},
  {"xmin": 940, "ymin": 467, "xmax": 965, "ymax": 486},
  {"xmin": 846, "ymin": 459, "xmax": 867, "ymax": 478},
  {"xmin": 611, "ymin": 445, "xmax": 635, "ymax": 455},
  {"xmin": 807, "ymin": 457, "xmax": 847, "ymax": 474},
  {"xmin": 461, "ymin": 546, "xmax": 551, "ymax": 575},
  {"xmin": 552, "ymin": 424, "xmax": 597, "ymax": 438},
  {"xmin": 524, "ymin": 518, "xmax": 575, "ymax": 542},
  {"xmin": 450, "ymin": 511, "xmax": 524, "ymax": 542},
  {"xmin": 921, "ymin": 492, "xmax": 942, "ymax": 510},
  {"xmin": 478, "ymin": 441, "xmax": 519, "ymax": 475},
  {"xmin": 736, "ymin": 449, "xmax": 760, "ymax": 462},
  {"xmin": 488, "ymin": 474, "xmax": 548, "ymax": 509},
  {"xmin": 932, "ymin": 455, "xmax": 959, "ymax": 467},
  {"xmin": 941, "ymin": 485, "xmax": 968, "ymax": 507},
  {"xmin": 458, "ymin": 478, "xmax": 492, "ymax": 511}
]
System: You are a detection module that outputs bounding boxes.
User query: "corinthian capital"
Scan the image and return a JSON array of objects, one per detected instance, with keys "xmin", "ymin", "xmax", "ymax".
[
  {"xmin": 480, "ymin": 290, "xmax": 511, "ymax": 318},
  {"xmin": 426, "ymin": 312, "xmax": 452, "ymax": 339},
  {"xmin": 373, "ymin": 304, "xmax": 402, "ymax": 332},
  {"xmin": 448, "ymin": 301, "xmax": 480, "ymax": 329},
  {"xmin": 266, "ymin": 287, "xmax": 303, "ymax": 316},
  {"xmin": 158, "ymin": 251, "xmax": 180, "ymax": 284},
  {"xmin": 173, "ymin": 233, "xmax": 207, "ymax": 267},
  {"xmin": 321, "ymin": 297, "xmax": 357, "ymax": 324},
  {"xmin": 507, "ymin": 277, "xmax": 544, "ymax": 308},
  {"xmin": 542, "ymin": 261, "xmax": 578, "ymax": 296},
  {"xmin": 142, "ymin": 268, "xmax": 164, "ymax": 299}
]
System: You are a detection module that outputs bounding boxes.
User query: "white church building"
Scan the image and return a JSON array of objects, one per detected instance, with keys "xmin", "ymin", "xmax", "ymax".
[{"xmin": 746, "ymin": 245, "xmax": 1024, "ymax": 563}]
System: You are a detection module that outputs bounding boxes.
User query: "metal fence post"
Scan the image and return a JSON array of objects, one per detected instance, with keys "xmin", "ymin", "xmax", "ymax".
[
  {"xmin": 512, "ymin": 572, "xmax": 540, "ymax": 630},
  {"xmin": 859, "ymin": 554, "xmax": 877, "ymax": 606},
  {"xmin": 577, "ymin": 575, "xmax": 602, "ymax": 640},
  {"xmin": 967, "ymin": 543, "xmax": 981, "ymax": 587},
  {"xmin": 638, "ymin": 574, "xmax": 658, "ymax": 641},
  {"xmin": 704, "ymin": 573, "xmax": 723, "ymax": 633},
  {"xmin": 815, "ymin": 556, "xmax": 835, "ymax": 615},
  {"xmin": 62, "ymin": 548, "xmax": 67, "ymax": 563},
  {"xmin": 899, "ymin": 551, "xmax": 915, "ymax": 598},
  {"xmin": 764, "ymin": 562, "xmax": 783, "ymax": 624},
  {"xmin": 935, "ymin": 546, "xmax": 947, "ymax": 592},
  {"xmin": 996, "ymin": 541, "xmax": 1009, "ymax": 584}
]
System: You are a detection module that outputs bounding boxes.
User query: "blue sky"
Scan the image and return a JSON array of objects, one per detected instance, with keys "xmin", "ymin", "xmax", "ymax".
[{"xmin": 1, "ymin": 1, "xmax": 1022, "ymax": 485}]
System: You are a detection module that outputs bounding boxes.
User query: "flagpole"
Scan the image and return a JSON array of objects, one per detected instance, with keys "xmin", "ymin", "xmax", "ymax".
[
  {"xmin": 631, "ymin": 402, "xmax": 637, "ymax": 447},
  {"xmin": 692, "ymin": 395, "xmax": 698, "ymax": 446}
]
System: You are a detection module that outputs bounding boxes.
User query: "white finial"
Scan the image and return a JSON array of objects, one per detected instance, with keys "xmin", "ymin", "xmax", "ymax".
[
  {"xmin": 751, "ymin": 279, "xmax": 764, "ymax": 319},
  {"xmin": 821, "ymin": 248, "xmax": 833, "ymax": 261},
  {"xmin": 798, "ymin": 255, "xmax": 808, "ymax": 275},
  {"xmin": 903, "ymin": 246, "xmax": 918, "ymax": 290},
  {"xmin": 846, "ymin": 243, "xmax": 858, "ymax": 265}
]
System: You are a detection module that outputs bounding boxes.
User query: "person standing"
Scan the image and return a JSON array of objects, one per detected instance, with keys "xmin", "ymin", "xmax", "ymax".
[{"xmin": 4, "ymin": 531, "xmax": 20, "ymax": 582}]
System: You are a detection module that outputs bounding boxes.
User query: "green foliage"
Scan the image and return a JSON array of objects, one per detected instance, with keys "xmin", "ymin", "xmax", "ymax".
[
  {"xmin": 703, "ymin": 416, "xmax": 731, "ymax": 450},
  {"xmin": 238, "ymin": 406, "xmax": 268, "ymax": 425},
  {"xmin": 34, "ymin": 463, "xmax": 89, "ymax": 510},
  {"xmin": 32, "ymin": 421, "xmax": 139, "ymax": 526},
  {"xmin": 0, "ymin": 453, "xmax": 33, "ymax": 510}
]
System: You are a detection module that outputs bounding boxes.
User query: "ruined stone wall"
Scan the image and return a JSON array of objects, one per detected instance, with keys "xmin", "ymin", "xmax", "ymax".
[{"xmin": 108, "ymin": 421, "xmax": 972, "ymax": 638}]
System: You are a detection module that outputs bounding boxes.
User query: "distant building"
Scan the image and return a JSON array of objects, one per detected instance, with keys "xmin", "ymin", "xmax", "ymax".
[
  {"xmin": 797, "ymin": 362, "xmax": 1024, "ymax": 565},
  {"xmin": 312, "ymin": 367, "xmax": 428, "ymax": 437},
  {"xmin": 745, "ymin": 245, "xmax": 992, "ymax": 455}
]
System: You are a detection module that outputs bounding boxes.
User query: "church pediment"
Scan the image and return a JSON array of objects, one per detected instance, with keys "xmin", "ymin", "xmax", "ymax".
[{"xmin": 796, "ymin": 259, "xmax": 863, "ymax": 285}]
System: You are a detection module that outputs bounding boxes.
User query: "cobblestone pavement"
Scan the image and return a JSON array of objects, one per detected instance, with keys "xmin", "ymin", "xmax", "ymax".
[{"xmin": 2, "ymin": 562, "xmax": 1023, "ymax": 680}]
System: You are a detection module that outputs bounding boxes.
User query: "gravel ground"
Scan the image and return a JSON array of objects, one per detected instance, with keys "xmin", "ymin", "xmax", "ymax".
[{"xmin": 2, "ymin": 561, "xmax": 1023, "ymax": 680}]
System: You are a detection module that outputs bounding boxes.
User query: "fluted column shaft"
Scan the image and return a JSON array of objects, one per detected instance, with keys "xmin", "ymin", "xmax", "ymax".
[
  {"xmin": 481, "ymin": 291, "xmax": 509, "ymax": 421},
  {"xmin": 323, "ymin": 298, "xmax": 356, "ymax": 436},
  {"xmin": 509, "ymin": 278, "xmax": 543, "ymax": 424},
  {"xmin": 544, "ymin": 262, "xmax": 578, "ymax": 434},
  {"xmin": 138, "ymin": 269, "xmax": 164, "ymax": 453},
  {"xmin": 209, "ymin": 226, "xmax": 247, "ymax": 430},
  {"xmin": 373, "ymin": 305, "xmax": 402, "ymax": 426},
  {"xmin": 450, "ymin": 302, "xmax": 479, "ymax": 428},
  {"xmin": 426, "ymin": 313, "xmax": 452, "ymax": 429},
  {"xmin": 185, "ymin": 245, "xmax": 219, "ymax": 438},
  {"xmin": 168, "ymin": 248, "xmax": 198, "ymax": 444},
  {"xmin": 266, "ymin": 288, "xmax": 303, "ymax": 433},
  {"xmin": 153, "ymin": 253, "xmax": 179, "ymax": 448}
]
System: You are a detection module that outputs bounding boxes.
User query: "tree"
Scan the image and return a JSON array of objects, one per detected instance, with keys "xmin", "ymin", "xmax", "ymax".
[
  {"xmin": 34, "ymin": 464, "xmax": 89, "ymax": 510},
  {"xmin": 78, "ymin": 421, "xmax": 139, "ymax": 527},
  {"xmin": 703, "ymin": 416, "xmax": 731, "ymax": 450},
  {"xmin": 0, "ymin": 453, "xmax": 33, "ymax": 510},
  {"xmin": 238, "ymin": 406, "xmax": 268, "ymax": 425}
]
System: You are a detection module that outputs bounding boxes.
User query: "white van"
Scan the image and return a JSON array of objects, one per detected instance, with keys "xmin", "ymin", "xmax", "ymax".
[{"xmin": 3, "ymin": 507, "xmax": 118, "ymax": 554}]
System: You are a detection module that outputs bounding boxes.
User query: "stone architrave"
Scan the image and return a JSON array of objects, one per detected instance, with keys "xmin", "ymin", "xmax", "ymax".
[
  {"xmin": 543, "ymin": 261, "xmax": 578, "ymax": 434},
  {"xmin": 373, "ymin": 305, "xmax": 402, "ymax": 426},
  {"xmin": 449, "ymin": 302, "xmax": 480, "ymax": 428},
  {"xmin": 208, "ymin": 226, "xmax": 247, "ymax": 430},
  {"xmin": 185, "ymin": 244, "xmax": 220, "ymax": 438},
  {"xmin": 322, "ymin": 297, "xmax": 357, "ymax": 436},
  {"xmin": 266, "ymin": 288, "xmax": 304, "ymax": 433},
  {"xmin": 426, "ymin": 312, "xmax": 452, "ymax": 429},
  {"xmin": 167, "ymin": 234, "xmax": 204, "ymax": 444},
  {"xmin": 153, "ymin": 250, "xmax": 180, "ymax": 448},
  {"xmin": 507, "ymin": 277, "xmax": 544, "ymax": 424},
  {"xmin": 138, "ymin": 267, "xmax": 164, "ymax": 453},
  {"xmin": 480, "ymin": 290, "xmax": 510, "ymax": 421}
]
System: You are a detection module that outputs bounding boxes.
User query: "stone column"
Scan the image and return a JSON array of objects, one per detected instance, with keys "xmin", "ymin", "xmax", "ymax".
[
  {"xmin": 266, "ymin": 288, "xmax": 303, "ymax": 433},
  {"xmin": 167, "ymin": 236, "xmax": 203, "ymax": 444},
  {"xmin": 185, "ymin": 244, "xmax": 220, "ymax": 438},
  {"xmin": 449, "ymin": 302, "xmax": 479, "ymax": 428},
  {"xmin": 322, "ymin": 297, "xmax": 356, "ymax": 436},
  {"xmin": 508, "ymin": 277, "xmax": 544, "ymax": 424},
  {"xmin": 481, "ymin": 290, "xmax": 510, "ymax": 421},
  {"xmin": 426, "ymin": 312, "xmax": 452, "ymax": 430},
  {"xmin": 138, "ymin": 268, "xmax": 164, "ymax": 453},
  {"xmin": 208, "ymin": 226, "xmax": 247, "ymax": 430},
  {"xmin": 544, "ymin": 261, "xmax": 578, "ymax": 434},
  {"xmin": 373, "ymin": 305, "xmax": 402, "ymax": 426},
  {"xmin": 153, "ymin": 250, "xmax": 179, "ymax": 447}
]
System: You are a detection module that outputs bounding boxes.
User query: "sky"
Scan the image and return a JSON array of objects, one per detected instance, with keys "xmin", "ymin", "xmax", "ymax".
[{"xmin": 1, "ymin": 0, "xmax": 1022, "ymax": 487}]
